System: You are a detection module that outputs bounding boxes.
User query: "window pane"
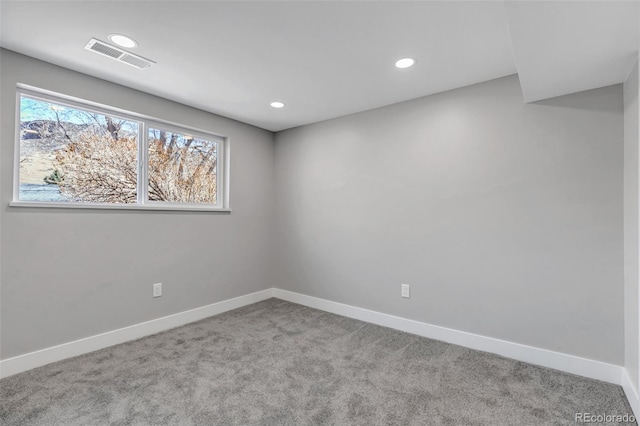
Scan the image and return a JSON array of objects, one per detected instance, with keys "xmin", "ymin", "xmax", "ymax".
[
  {"xmin": 19, "ymin": 96, "xmax": 139, "ymax": 203},
  {"xmin": 148, "ymin": 128, "xmax": 217, "ymax": 204}
]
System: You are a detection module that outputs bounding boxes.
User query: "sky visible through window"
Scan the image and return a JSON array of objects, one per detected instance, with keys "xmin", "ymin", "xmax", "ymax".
[
  {"xmin": 19, "ymin": 95, "xmax": 139, "ymax": 203},
  {"xmin": 18, "ymin": 94, "xmax": 218, "ymax": 206}
]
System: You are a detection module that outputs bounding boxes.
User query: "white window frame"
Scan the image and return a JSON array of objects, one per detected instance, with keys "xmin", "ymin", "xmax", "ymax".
[{"xmin": 11, "ymin": 85, "xmax": 231, "ymax": 212}]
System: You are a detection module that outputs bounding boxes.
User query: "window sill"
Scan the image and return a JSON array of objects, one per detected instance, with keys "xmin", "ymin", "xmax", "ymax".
[{"xmin": 9, "ymin": 201, "xmax": 232, "ymax": 213}]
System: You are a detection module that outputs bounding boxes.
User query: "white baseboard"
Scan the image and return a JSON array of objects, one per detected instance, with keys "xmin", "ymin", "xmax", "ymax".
[
  {"xmin": 623, "ymin": 369, "xmax": 640, "ymax": 419},
  {"xmin": 272, "ymin": 289, "xmax": 623, "ymax": 385},
  {"xmin": 0, "ymin": 287, "xmax": 626, "ymax": 391},
  {"xmin": 0, "ymin": 288, "xmax": 274, "ymax": 379}
]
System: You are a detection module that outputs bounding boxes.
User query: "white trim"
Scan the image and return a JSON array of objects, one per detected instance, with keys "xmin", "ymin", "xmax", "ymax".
[
  {"xmin": 13, "ymin": 90, "xmax": 21, "ymax": 203},
  {"xmin": 0, "ymin": 287, "xmax": 627, "ymax": 389},
  {"xmin": 8, "ymin": 201, "xmax": 232, "ymax": 212},
  {"xmin": 137, "ymin": 121, "xmax": 146, "ymax": 205},
  {"xmin": 272, "ymin": 289, "xmax": 623, "ymax": 385},
  {"xmin": 222, "ymin": 136, "xmax": 230, "ymax": 209},
  {"xmin": 0, "ymin": 289, "xmax": 273, "ymax": 379},
  {"xmin": 623, "ymin": 369, "xmax": 640, "ymax": 419}
]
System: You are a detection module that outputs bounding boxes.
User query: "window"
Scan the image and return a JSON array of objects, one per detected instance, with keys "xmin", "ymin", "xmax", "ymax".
[
  {"xmin": 147, "ymin": 128, "xmax": 218, "ymax": 204},
  {"xmin": 13, "ymin": 87, "xmax": 228, "ymax": 211}
]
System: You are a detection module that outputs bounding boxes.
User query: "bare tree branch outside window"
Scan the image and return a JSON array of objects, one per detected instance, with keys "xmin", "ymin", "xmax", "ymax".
[
  {"xmin": 148, "ymin": 129, "xmax": 217, "ymax": 204},
  {"xmin": 18, "ymin": 96, "xmax": 218, "ymax": 204}
]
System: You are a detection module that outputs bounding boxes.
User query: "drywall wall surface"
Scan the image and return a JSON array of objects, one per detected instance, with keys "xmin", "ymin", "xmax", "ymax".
[
  {"xmin": 624, "ymin": 58, "xmax": 640, "ymax": 392},
  {"xmin": 274, "ymin": 75, "xmax": 624, "ymax": 364},
  {"xmin": 0, "ymin": 49, "xmax": 275, "ymax": 359}
]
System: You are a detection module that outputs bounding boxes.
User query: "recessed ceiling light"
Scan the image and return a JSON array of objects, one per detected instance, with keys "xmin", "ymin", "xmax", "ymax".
[
  {"xmin": 395, "ymin": 58, "xmax": 415, "ymax": 69},
  {"xmin": 108, "ymin": 34, "xmax": 137, "ymax": 48},
  {"xmin": 270, "ymin": 101, "xmax": 285, "ymax": 108}
]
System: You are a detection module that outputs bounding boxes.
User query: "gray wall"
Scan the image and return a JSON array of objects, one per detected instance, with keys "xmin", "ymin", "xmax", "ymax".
[
  {"xmin": 0, "ymin": 51, "xmax": 627, "ymax": 368},
  {"xmin": 274, "ymin": 75, "xmax": 624, "ymax": 364},
  {"xmin": 0, "ymin": 50, "xmax": 276, "ymax": 359},
  {"xmin": 624, "ymin": 58, "xmax": 640, "ymax": 392}
]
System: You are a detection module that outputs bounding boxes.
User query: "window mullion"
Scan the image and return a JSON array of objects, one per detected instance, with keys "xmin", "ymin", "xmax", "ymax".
[{"xmin": 138, "ymin": 122, "xmax": 148, "ymax": 204}]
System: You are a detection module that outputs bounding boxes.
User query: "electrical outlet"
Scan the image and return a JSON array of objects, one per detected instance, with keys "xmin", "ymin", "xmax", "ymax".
[
  {"xmin": 401, "ymin": 284, "xmax": 410, "ymax": 298},
  {"xmin": 153, "ymin": 283, "xmax": 162, "ymax": 298}
]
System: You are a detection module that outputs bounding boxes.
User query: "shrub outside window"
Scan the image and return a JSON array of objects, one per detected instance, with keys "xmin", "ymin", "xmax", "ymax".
[
  {"xmin": 147, "ymin": 127, "xmax": 218, "ymax": 204},
  {"xmin": 13, "ymin": 87, "xmax": 228, "ymax": 211}
]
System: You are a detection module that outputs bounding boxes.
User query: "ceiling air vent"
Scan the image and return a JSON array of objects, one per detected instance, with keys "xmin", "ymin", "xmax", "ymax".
[{"xmin": 84, "ymin": 38, "xmax": 155, "ymax": 69}]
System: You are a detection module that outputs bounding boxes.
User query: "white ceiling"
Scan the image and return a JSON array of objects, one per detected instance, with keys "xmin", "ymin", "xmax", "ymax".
[
  {"xmin": 0, "ymin": 1, "xmax": 638, "ymax": 132},
  {"xmin": 505, "ymin": 0, "xmax": 639, "ymax": 103}
]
